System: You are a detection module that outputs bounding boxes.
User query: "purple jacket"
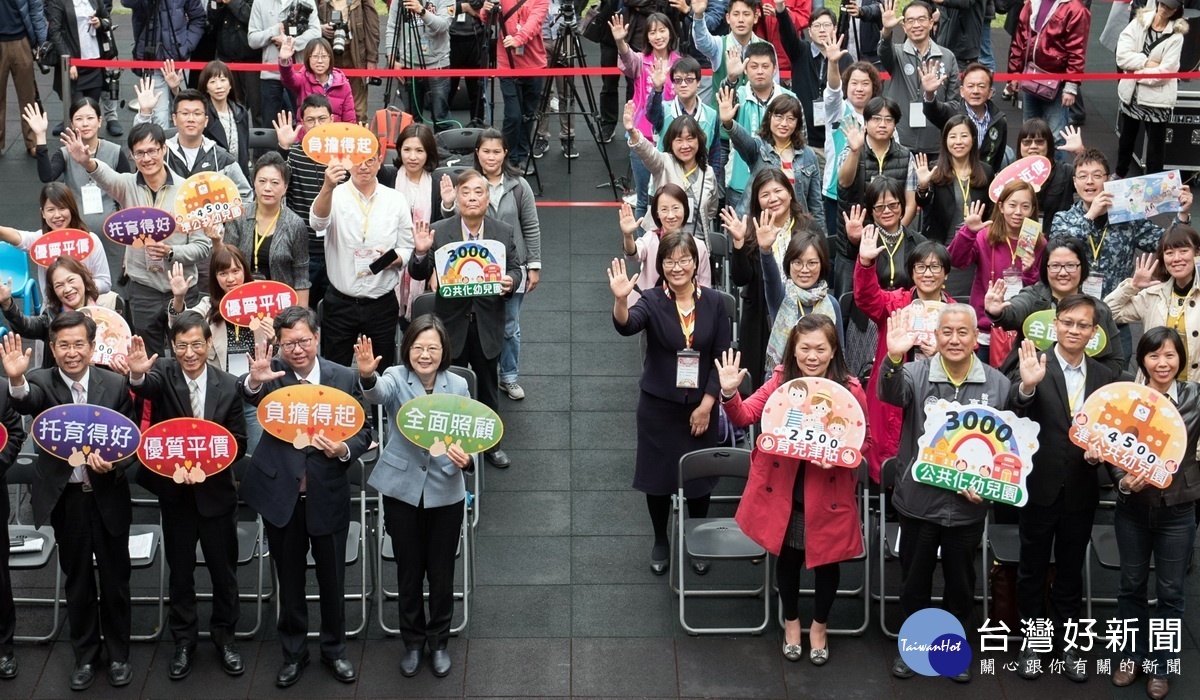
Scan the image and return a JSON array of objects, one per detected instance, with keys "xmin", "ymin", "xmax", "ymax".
[{"xmin": 280, "ymin": 63, "xmax": 357, "ymax": 125}]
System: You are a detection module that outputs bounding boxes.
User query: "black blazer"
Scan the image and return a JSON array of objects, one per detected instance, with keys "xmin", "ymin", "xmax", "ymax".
[
  {"xmin": 915, "ymin": 165, "xmax": 995, "ymax": 246},
  {"xmin": 409, "ymin": 214, "xmax": 523, "ymax": 360},
  {"xmin": 237, "ymin": 358, "xmax": 374, "ymax": 535},
  {"xmin": 11, "ymin": 367, "xmax": 136, "ymax": 532},
  {"xmin": 46, "ymin": 0, "xmax": 111, "ymax": 95},
  {"xmin": 1010, "ymin": 349, "xmax": 1118, "ymax": 512},
  {"xmin": 205, "ymin": 99, "xmax": 252, "ymax": 179},
  {"xmin": 0, "ymin": 382, "xmax": 28, "ymax": 524},
  {"xmin": 131, "ymin": 358, "xmax": 249, "ymax": 518}
]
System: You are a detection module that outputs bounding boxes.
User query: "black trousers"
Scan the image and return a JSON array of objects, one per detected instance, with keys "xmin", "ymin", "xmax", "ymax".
[
  {"xmin": 599, "ymin": 42, "xmax": 627, "ymax": 136},
  {"xmin": 453, "ymin": 316, "xmax": 500, "ymax": 417},
  {"xmin": 264, "ymin": 496, "xmax": 348, "ymax": 663},
  {"xmin": 896, "ymin": 513, "xmax": 984, "ymax": 632},
  {"xmin": 1116, "ymin": 111, "xmax": 1167, "ymax": 179},
  {"xmin": 449, "ymin": 34, "xmax": 486, "ymax": 123},
  {"xmin": 383, "ymin": 496, "xmax": 463, "ymax": 651},
  {"xmin": 1016, "ymin": 489, "xmax": 1096, "ymax": 649},
  {"xmin": 321, "ymin": 287, "xmax": 400, "ymax": 370},
  {"xmin": 0, "ymin": 520, "xmax": 13, "ymax": 656},
  {"xmin": 160, "ymin": 491, "xmax": 240, "ymax": 649},
  {"xmin": 776, "ymin": 545, "xmax": 840, "ymax": 624},
  {"xmin": 51, "ymin": 484, "xmax": 131, "ymax": 666}
]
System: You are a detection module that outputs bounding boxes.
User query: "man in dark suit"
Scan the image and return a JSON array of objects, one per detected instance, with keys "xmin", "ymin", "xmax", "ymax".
[
  {"xmin": 0, "ymin": 381, "xmax": 28, "ymax": 680},
  {"xmin": 0, "ymin": 313, "xmax": 137, "ymax": 690},
  {"xmin": 409, "ymin": 168, "xmax": 522, "ymax": 469},
  {"xmin": 1010, "ymin": 294, "xmax": 1118, "ymax": 683},
  {"xmin": 237, "ymin": 306, "xmax": 373, "ymax": 688},
  {"xmin": 125, "ymin": 311, "xmax": 249, "ymax": 680}
]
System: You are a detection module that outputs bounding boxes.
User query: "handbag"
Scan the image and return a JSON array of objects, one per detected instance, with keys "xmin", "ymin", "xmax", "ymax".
[
  {"xmin": 581, "ymin": 0, "xmax": 615, "ymax": 44},
  {"xmin": 988, "ymin": 327, "xmax": 1017, "ymax": 368},
  {"xmin": 1019, "ymin": 31, "xmax": 1062, "ymax": 101}
]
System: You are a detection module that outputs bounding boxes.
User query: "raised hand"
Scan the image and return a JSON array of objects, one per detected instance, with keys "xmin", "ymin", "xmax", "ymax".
[
  {"xmin": 1058, "ymin": 124, "xmax": 1084, "ymax": 155},
  {"xmin": 607, "ymin": 258, "xmax": 637, "ymax": 300},
  {"xmin": 669, "ymin": 0, "xmax": 691, "ymax": 14},
  {"xmin": 618, "ymin": 202, "xmax": 644, "ymax": 238},
  {"xmin": 60, "ymin": 127, "xmax": 92, "ymax": 165},
  {"xmin": 720, "ymin": 206, "xmax": 748, "ymax": 249},
  {"xmin": 964, "ymin": 200, "xmax": 988, "ymax": 233},
  {"xmin": 273, "ymin": 110, "xmax": 300, "ymax": 150},
  {"xmin": 1131, "ymin": 253, "xmax": 1160, "ymax": 290},
  {"xmin": 858, "ymin": 223, "xmax": 885, "ymax": 264},
  {"xmin": 0, "ymin": 333, "xmax": 31, "ymax": 381},
  {"xmin": 608, "ymin": 14, "xmax": 628, "ymax": 44},
  {"xmin": 918, "ymin": 59, "xmax": 946, "ymax": 97},
  {"xmin": 413, "ymin": 220, "xmax": 434, "ymax": 255},
  {"xmin": 650, "ymin": 57, "xmax": 667, "ymax": 92},
  {"xmin": 322, "ymin": 161, "xmax": 348, "ymax": 190},
  {"xmin": 880, "ymin": 0, "xmax": 900, "ymax": 30},
  {"xmin": 21, "ymin": 102, "xmax": 48, "ymax": 140},
  {"xmin": 1017, "ymin": 339, "xmax": 1047, "ymax": 392},
  {"xmin": 754, "ymin": 210, "xmax": 781, "ymax": 253},
  {"xmin": 134, "ymin": 76, "xmax": 161, "ymax": 116},
  {"xmin": 913, "ymin": 152, "xmax": 933, "ymax": 189},
  {"xmin": 162, "ymin": 59, "xmax": 183, "ymax": 91},
  {"xmin": 691, "ymin": 0, "xmax": 708, "ymax": 15},
  {"xmin": 439, "ymin": 173, "xmax": 455, "ymax": 208},
  {"xmin": 353, "ymin": 335, "xmax": 381, "ymax": 378},
  {"xmin": 126, "ymin": 335, "xmax": 158, "ymax": 378},
  {"xmin": 843, "ymin": 205, "xmax": 867, "ymax": 244},
  {"xmin": 716, "ymin": 84, "xmax": 738, "ymax": 126},
  {"xmin": 885, "ymin": 307, "xmax": 916, "ymax": 360},
  {"xmin": 726, "ymin": 45, "xmax": 745, "ymax": 81},
  {"xmin": 1181, "ymin": 184, "xmax": 1194, "ymax": 213},
  {"xmin": 822, "ymin": 33, "xmax": 848, "ymax": 64},
  {"xmin": 715, "ymin": 349, "xmax": 748, "ymax": 395},
  {"xmin": 843, "ymin": 121, "xmax": 864, "ymax": 153},
  {"xmin": 1087, "ymin": 190, "xmax": 1114, "ymax": 220},
  {"xmin": 983, "ymin": 279, "xmax": 1011, "ymax": 315},
  {"xmin": 248, "ymin": 340, "xmax": 286, "ymax": 389},
  {"xmin": 279, "ymin": 36, "xmax": 296, "ymax": 62},
  {"xmin": 622, "ymin": 100, "xmax": 636, "ymax": 135}
]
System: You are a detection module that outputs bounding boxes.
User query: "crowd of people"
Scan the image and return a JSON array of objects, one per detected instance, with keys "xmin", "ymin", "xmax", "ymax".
[{"xmin": 0, "ymin": 0, "xmax": 1197, "ymax": 697}]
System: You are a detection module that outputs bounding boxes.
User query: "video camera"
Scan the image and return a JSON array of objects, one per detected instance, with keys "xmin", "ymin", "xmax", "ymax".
[
  {"xmin": 282, "ymin": 1, "xmax": 314, "ymax": 38},
  {"xmin": 329, "ymin": 10, "xmax": 350, "ymax": 56},
  {"xmin": 559, "ymin": 0, "xmax": 577, "ymax": 29}
]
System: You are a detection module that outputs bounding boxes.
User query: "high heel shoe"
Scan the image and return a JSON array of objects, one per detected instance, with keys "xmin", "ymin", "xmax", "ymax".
[{"xmin": 650, "ymin": 545, "xmax": 669, "ymax": 575}]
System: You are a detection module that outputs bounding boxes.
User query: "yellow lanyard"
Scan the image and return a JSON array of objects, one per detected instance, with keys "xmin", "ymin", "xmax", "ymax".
[
  {"xmin": 874, "ymin": 150, "xmax": 886, "ymax": 175},
  {"xmin": 253, "ymin": 209, "xmax": 281, "ymax": 272},
  {"xmin": 1088, "ymin": 227, "xmax": 1108, "ymax": 262},
  {"xmin": 683, "ymin": 166, "xmax": 698, "ymax": 181},
  {"xmin": 1067, "ymin": 377, "xmax": 1086, "ymax": 414},
  {"xmin": 941, "ymin": 355, "xmax": 972, "ymax": 399},
  {"xmin": 958, "ymin": 176, "xmax": 971, "ymax": 219},
  {"xmin": 352, "ymin": 189, "xmax": 376, "ymax": 243},
  {"xmin": 1005, "ymin": 236, "xmax": 1020, "ymax": 269},
  {"xmin": 881, "ymin": 230, "xmax": 904, "ymax": 287},
  {"xmin": 675, "ymin": 296, "xmax": 697, "ymax": 349}
]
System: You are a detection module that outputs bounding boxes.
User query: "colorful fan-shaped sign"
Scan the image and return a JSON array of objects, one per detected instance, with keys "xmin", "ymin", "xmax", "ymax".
[
  {"xmin": 755, "ymin": 377, "xmax": 866, "ymax": 468},
  {"xmin": 904, "ymin": 299, "xmax": 944, "ymax": 347},
  {"xmin": 398, "ymin": 393, "xmax": 504, "ymax": 455},
  {"xmin": 258, "ymin": 384, "xmax": 365, "ymax": 450},
  {"xmin": 989, "ymin": 156, "xmax": 1052, "ymax": 202},
  {"xmin": 433, "ymin": 240, "xmax": 506, "ymax": 298},
  {"xmin": 220, "ymin": 280, "xmax": 299, "ymax": 329},
  {"xmin": 302, "ymin": 122, "xmax": 379, "ymax": 166},
  {"xmin": 29, "ymin": 229, "xmax": 96, "ymax": 267},
  {"xmin": 1069, "ymin": 381, "xmax": 1187, "ymax": 489},
  {"xmin": 139, "ymin": 418, "xmax": 238, "ymax": 484},
  {"xmin": 102, "ymin": 207, "xmax": 176, "ymax": 246},
  {"xmin": 1022, "ymin": 309, "xmax": 1107, "ymax": 356},
  {"xmin": 174, "ymin": 171, "xmax": 245, "ymax": 234},
  {"xmin": 32, "ymin": 403, "xmax": 141, "ymax": 465},
  {"xmin": 78, "ymin": 305, "xmax": 130, "ymax": 367}
]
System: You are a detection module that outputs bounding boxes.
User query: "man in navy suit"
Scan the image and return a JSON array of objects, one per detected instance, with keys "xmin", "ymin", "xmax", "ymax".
[
  {"xmin": 0, "ymin": 313, "xmax": 137, "ymax": 691},
  {"xmin": 126, "ymin": 312, "xmax": 249, "ymax": 680},
  {"xmin": 0, "ymin": 380, "xmax": 28, "ymax": 680},
  {"xmin": 237, "ymin": 306, "xmax": 373, "ymax": 688}
]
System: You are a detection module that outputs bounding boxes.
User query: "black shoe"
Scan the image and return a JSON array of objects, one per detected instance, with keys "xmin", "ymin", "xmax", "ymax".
[
  {"xmin": 650, "ymin": 544, "xmax": 669, "ymax": 575},
  {"xmin": 399, "ymin": 649, "xmax": 422, "ymax": 677},
  {"xmin": 532, "ymin": 136, "xmax": 549, "ymax": 159},
  {"xmin": 69, "ymin": 664, "xmax": 95, "ymax": 691},
  {"xmin": 168, "ymin": 645, "xmax": 194, "ymax": 680},
  {"xmin": 276, "ymin": 654, "xmax": 309, "ymax": 688},
  {"xmin": 561, "ymin": 141, "xmax": 579, "ymax": 159},
  {"xmin": 891, "ymin": 655, "xmax": 915, "ymax": 679},
  {"xmin": 691, "ymin": 558, "xmax": 711, "ymax": 576},
  {"xmin": 0, "ymin": 653, "xmax": 16, "ymax": 679},
  {"xmin": 430, "ymin": 649, "xmax": 451, "ymax": 677},
  {"xmin": 219, "ymin": 644, "xmax": 244, "ymax": 676},
  {"xmin": 52, "ymin": 123, "xmax": 64, "ymax": 137},
  {"xmin": 1060, "ymin": 648, "xmax": 1087, "ymax": 682},
  {"xmin": 598, "ymin": 129, "xmax": 615, "ymax": 144},
  {"xmin": 106, "ymin": 121, "xmax": 124, "ymax": 137},
  {"xmin": 486, "ymin": 448, "xmax": 510, "ymax": 469},
  {"xmin": 321, "ymin": 656, "xmax": 356, "ymax": 683},
  {"xmin": 108, "ymin": 661, "xmax": 132, "ymax": 687},
  {"xmin": 950, "ymin": 667, "xmax": 971, "ymax": 683},
  {"xmin": 521, "ymin": 161, "xmax": 537, "ymax": 176}
]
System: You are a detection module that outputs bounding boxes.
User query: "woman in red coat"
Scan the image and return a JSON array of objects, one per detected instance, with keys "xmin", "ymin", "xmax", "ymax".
[
  {"xmin": 849, "ymin": 212, "xmax": 953, "ymax": 483},
  {"xmin": 718, "ymin": 314, "xmax": 870, "ymax": 666}
]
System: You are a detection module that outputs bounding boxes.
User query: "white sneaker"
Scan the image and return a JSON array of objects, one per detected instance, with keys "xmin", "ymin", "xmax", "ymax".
[{"xmin": 500, "ymin": 381, "xmax": 526, "ymax": 400}]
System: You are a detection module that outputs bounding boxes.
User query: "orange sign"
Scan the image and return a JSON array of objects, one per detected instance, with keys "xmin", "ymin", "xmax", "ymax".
[
  {"xmin": 29, "ymin": 229, "xmax": 97, "ymax": 267},
  {"xmin": 174, "ymin": 171, "xmax": 246, "ymax": 234},
  {"xmin": 302, "ymin": 122, "xmax": 379, "ymax": 166},
  {"xmin": 1069, "ymin": 381, "xmax": 1188, "ymax": 489},
  {"xmin": 138, "ymin": 418, "xmax": 238, "ymax": 484},
  {"xmin": 257, "ymin": 384, "xmax": 365, "ymax": 450},
  {"xmin": 219, "ymin": 281, "xmax": 299, "ymax": 329}
]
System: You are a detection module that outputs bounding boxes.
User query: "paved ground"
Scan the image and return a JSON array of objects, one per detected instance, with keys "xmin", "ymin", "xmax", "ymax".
[{"xmin": 2, "ymin": 17, "xmax": 1200, "ymax": 700}]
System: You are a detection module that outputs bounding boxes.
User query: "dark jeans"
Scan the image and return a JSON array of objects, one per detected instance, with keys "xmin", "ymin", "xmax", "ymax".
[
  {"xmin": 777, "ymin": 543, "xmax": 840, "ymax": 623},
  {"xmin": 261, "ymin": 79, "xmax": 295, "ymax": 127},
  {"xmin": 1114, "ymin": 498, "xmax": 1197, "ymax": 678},
  {"xmin": 399, "ymin": 76, "xmax": 451, "ymax": 131},
  {"xmin": 1116, "ymin": 111, "xmax": 1167, "ymax": 179},
  {"xmin": 321, "ymin": 287, "xmax": 400, "ymax": 370},
  {"xmin": 599, "ymin": 42, "xmax": 621, "ymax": 137},
  {"xmin": 1016, "ymin": 489, "xmax": 1096, "ymax": 649},
  {"xmin": 896, "ymin": 513, "xmax": 984, "ymax": 632},
  {"xmin": 383, "ymin": 496, "xmax": 463, "ymax": 651},
  {"xmin": 500, "ymin": 77, "xmax": 543, "ymax": 164},
  {"xmin": 449, "ymin": 34, "xmax": 486, "ymax": 123}
]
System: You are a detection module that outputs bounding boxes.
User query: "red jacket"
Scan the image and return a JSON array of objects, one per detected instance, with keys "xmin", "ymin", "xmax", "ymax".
[
  {"xmin": 1008, "ymin": 0, "xmax": 1091, "ymax": 88},
  {"xmin": 481, "ymin": 0, "xmax": 549, "ymax": 70},
  {"xmin": 754, "ymin": 0, "xmax": 812, "ymax": 75},
  {"xmin": 280, "ymin": 64, "xmax": 357, "ymax": 124},
  {"xmin": 724, "ymin": 366, "xmax": 869, "ymax": 565}
]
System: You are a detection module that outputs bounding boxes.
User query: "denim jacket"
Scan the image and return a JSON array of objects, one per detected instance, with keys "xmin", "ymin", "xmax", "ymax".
[{"xmin": 727, "ymin": 120, "xmax": 824, "ymax": 234}]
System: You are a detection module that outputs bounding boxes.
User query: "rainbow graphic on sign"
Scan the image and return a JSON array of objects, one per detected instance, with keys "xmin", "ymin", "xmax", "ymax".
[{"xmin": 433, "ymin": 239, "xmax": 507, "ymax": 299}]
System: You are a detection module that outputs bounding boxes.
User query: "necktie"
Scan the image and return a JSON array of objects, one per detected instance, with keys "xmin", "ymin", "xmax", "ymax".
[
  {"xmin": 188, "ymin": 379, "xmax": 202, "ymax": 419},
  {"xmin": 298, "ymin": 378, "xmax": 309, "ymax": 492},
  {"xmin": 71, "ymin": 382, "xmax": 90, "ymax": 486}
]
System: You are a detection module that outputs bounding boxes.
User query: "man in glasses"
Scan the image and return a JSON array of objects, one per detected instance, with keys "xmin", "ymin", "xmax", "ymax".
[
  {"xmin": 239, "ymin": 305, "xmax": 374, "ymax": 687},
  {"xmin": 921, "ymin": 62, "xmax": 1007, "ymax": 174},
  {"xmin": 310, "ymin": 133, "xmax": 413, "ymax": 370},
  {"xmin": 647, "ymin": 57, "xmax": 719, "ymax": 163},
  {"xmin": 124, "ymin": 313, "xmax": 249, "ymax": 680},
  {"xmin": 62, "ymin": 121, "xmax": 212, "ymax": 355},
  {"xmin": 878, "ymin": 0, "xmax": 959, "ymax": 157},
  {"xmin": 722, "ymin": 41, "xmax": 795, "ymax": 210}
]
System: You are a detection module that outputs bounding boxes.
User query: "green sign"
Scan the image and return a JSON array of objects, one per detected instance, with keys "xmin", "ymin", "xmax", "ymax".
[
  {"xmin": 397, "ymin": 393, "xmax": 504, "ymax": 455},
  {"xmin": 1021, "ymin": 309, "xmax": 1106, "ymax": 356}
]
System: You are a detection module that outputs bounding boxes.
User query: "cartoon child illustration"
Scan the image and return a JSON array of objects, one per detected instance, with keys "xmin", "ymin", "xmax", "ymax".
[
  {"xmin": 826, "ymin": 416, "xmax": 850, "ymax": 445},
  {"xmin": 809, "ymin": 390, "xmax": 836, "ymax": 429},
  {"xmin": 778, "ymin": 379, "xmax": 811, "ymax": 435}
]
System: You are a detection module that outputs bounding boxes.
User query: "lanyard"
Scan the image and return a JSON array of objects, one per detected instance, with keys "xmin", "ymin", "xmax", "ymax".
[
  {"xmin": 881, "ymin": 230, "xmax": 904, "ymax": 287},
  {"xmin": 1004, "ymin": 236, "xmax": 1019, "ymax": 269},
  {"xmin": 253, "ymin": 209, "xmax": 281, "ymax": 272},
  {"xmin": 1088, "ymin": 226, "xmax": 1108, "ymax": 262},
  {"xmin": 351, "ymin": 189, "xmax": 376, "ymax": 243},
  {"xmin": 1067, "ymin": 375, "xmax": 1086, "ymax": 414},
  {"xmin": 958, "ymin": 176, "xmax": 971, "ymax": 220},
  {"xmin": 683, "ymin": 166, "xmax": 698, "ymax": 182},
  {"xmin": 941, "ymin": 355, "xmax": 972, "ymax": 400},
  {"xmin": 675, "ymin": 296, "xmax": 697, "ymax": 349}
]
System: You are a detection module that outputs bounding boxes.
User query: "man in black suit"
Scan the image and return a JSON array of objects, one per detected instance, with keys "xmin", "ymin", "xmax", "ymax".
[
  {"xmin": 0, "ymin": 313, "xmax": 137, "ymax": 690},
  {"xmin": 126, "ymin": 312, "xmax": 249, "ymax": 680},
  {"xmin": 237, "ymin": 306, "xmax": 373, "ymax": 688},
  {"xmin": 1010, "ymin": 294, "xmax": 1118, "ymax": 683},
  {"xmin": 409, "ymin": 168, "xmax": 522, "ymax": 469},
  {"xmin": 0, "ymin": 381, "xmax": 28, "ymax": 680}
]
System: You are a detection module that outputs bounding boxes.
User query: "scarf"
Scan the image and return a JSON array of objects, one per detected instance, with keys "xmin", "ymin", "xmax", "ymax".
[{"xmin": 767, "ymin": 280, "xmax": 836, "ymax": 367}]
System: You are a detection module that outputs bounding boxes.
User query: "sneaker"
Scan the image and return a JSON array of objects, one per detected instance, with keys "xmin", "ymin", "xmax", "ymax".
[
  {"xmin": 561, "ymin": 141, "xmax": 579, "ymax": 159},
  {"xmin": 522, "ymin": 161, "xmax": 537, "ymax": 176},
  {"xmin": 466, "ymin": 119, "xmax": 488, "ymax": 129},
  {"xmin": 500, "ymin": 381, "xmax": 525, "ymax": 400},
  {"xmin": 1017, "ymin": 648, "xmax": 1042, "ymax": 679},
  {"xmin": 1060, "ymin": 648, "xmax": 1087, "ymax": 683},
  {"xmin": 532, "ymin": 136, "xmax": 549, "ymax": 159},
  {"xmin": 950, "ymin": 667, "xmax": 971, "ymax": 683},
  {"xmin": 598, "ymin": 129, "xmax": 615, "ymax": 144}
]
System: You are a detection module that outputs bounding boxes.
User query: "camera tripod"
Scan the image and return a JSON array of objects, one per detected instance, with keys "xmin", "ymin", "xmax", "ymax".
[
  {"xmin": 523, "ymin": 12, "xmax": 620, "ymax": 200},
  {"xmin": 384, "ymin": 7, "xmax": 450, "ymax": 129}
]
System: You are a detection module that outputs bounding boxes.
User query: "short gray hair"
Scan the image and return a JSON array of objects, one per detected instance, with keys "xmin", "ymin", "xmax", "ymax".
[{"xmin": 938, "ymin": 303, "xmax": 977, "ymax": 329}]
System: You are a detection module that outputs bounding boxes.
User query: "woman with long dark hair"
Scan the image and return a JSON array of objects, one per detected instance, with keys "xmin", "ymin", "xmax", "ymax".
[{"xmin": 197, "ymin": 60, "xmax": 252, "ymax": 178}]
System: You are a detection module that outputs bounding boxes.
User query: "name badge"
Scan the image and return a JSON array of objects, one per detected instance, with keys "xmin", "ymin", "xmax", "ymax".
[
  {"xmin": 353, "ymin": 249, "xmax": 376, "ymax": 278},
  {"xmin": 676, "ymin": 349, "xmax": 700, "ymax": 389},
  {"xmin": 908, "ymin": 102, "xmax": 927, "ymax": 129},
  {"xmin": 1002, "ymin": 268, "xmax": 1023, "ymax": 300},
  {"xmin": 227, "ymin": 352, "xmax": 250, "ymax": 378},
  {"xmin": 81, "ymin": 181, "xmax": 104, "ymax": 215},
  {"xmin": 811, "ymin": 101, "xmax": 826, "ymax": 128},
  {"xmin": 1082, "ymin": 274, "xmax": 1105, "ymax": 299}
]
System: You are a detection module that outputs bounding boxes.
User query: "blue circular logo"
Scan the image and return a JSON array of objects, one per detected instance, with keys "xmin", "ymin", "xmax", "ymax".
[{"xmin": 898, "ymin": 608, "xmax": 971, "ymax": 677}]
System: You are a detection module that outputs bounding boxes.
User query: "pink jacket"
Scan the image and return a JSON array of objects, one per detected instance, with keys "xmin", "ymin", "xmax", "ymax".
[
  {"xmin": 280, "ymin": 63, "xmax": 357, "ymax": 124},
  {"xmin": 618, "ymin": 47, "xmax": 680, "ymax": 142},
  {"xmin": 947, "ymin": 222, "xmax": 1045, "ymax": 334},
  {"xmin": 482, "ymin": 0, "xmax": 549, "ymax": 70},
  {"xmin": 725, "ymin": 367, "xmax": 869, "ymax": 564}
]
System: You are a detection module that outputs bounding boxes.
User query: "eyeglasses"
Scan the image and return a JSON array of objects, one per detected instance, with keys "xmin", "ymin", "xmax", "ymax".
[
  {"xmin": 809, "ymin": 21, "xmax": 835, "ymax": 30},
  {"xmin": 1074, "ymin": 172, "xmax": 1108, "ymax": 183},
  {"xmin": 54, "ymin": 342, "xmax": 89, "ymax": 353},
  {"xmin": 672, "ymin": 76, "xmax": 698, "ymax": 86},
  {"xmin": 872, "ymin": 201, "xmax": 902, "ymax": 213},
  {"xmin": 175, "ymin": 110, "xmax": 206, "ymax": 119},
  {"xmin": 302, "ymin": 115, "xmax": 331, "ymax": 127},
  {"xmin": 173, "ymin": 341, "xmax": 208, "ymax": 354},
  {"xmin": 663, "ymin": 258, "xmax": 695, "ymax": 270},
  {"xmin": 1020, "ymin": 137, "xmax": 1047, "ymax": 146},
  {"xmin": 1055, "ymin": 319, "xmax": 1095, "ymax": 331},
  {"xmin": 132, "ymin": 147, "xmax": 162, "ymax": 160},
  {"xmin": 869, "ymin": 115, "xmax": 896, "ymax": 125},
  {"xmin": 278, "ymin": 337, "xmax": 315, "ymax": 352},
  {"xmin": 411, "ymin": 345, "xmax": 442, "ymax": 355},
  {"xmin": 1048, "ymin": 262, "xmax": 1081, "ymax": 273},
  {"xmin": 790, "ymin": 259, "xmax": 821, "ymax": 271},
  {"xmin": 914, "ymin": 263, "xmax": 944, "ymax": 274},
  {"xmin": 901, "ymin": 16, "xmax": 931, "ymax": 25},
  {"xmin": 771, "ymin": 113, "xmax": 799, "ymax": 125}
]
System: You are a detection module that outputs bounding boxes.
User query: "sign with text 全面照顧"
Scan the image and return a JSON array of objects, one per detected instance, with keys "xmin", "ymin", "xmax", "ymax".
[
  {"xmin": 989, "ymin": 156, "xmax": 1052, "ymax": 202},
  {"xmin": 32, "ymin": 404, "xmax": 140, "ymax": 466},
  {"xmin": 258, "ymin": 384, "xmax": 365, "ymax": 450},
  {"xmin": 1021, "ymin": 309, "xmax": 1107, "ymax": 356},
  {"xmin": 77, "ymin": 305, "xmax": 130, "ymax": 367},
  {"xmin": 1069, "ymin": 381, "xmax": 1187, "ymax": 489},
  {"xmin": 302, "ymin": 122, "xmax": 379, "ymax": 167},
  {"xmin": 434, "ymin": 239, "xmax": 507, "ymax": 299},
  {"xmin": 138, "ymin": 418, "xmax": 238, "ymax": 484},
  {"xmin": 912, "ymin": 400, "xmax": 1040, "ymax": 507},
  {"xmin": 754, "ymin": 377, "xmax": 866, "ymax": 468},
  {"xmin": 174, "ymin": 171, "xmax": 245, "ymax": 234},
  {"xmin": 29, "ymin": 229, "xmax": 95, "ymax": 267},
  {"xmin": 220, "ymin": 280, "xmax": 299, "ymax": 330},
  {"xmin": 398, "ymin": 393, "xmax": 504, "ymax": 456},
  {"xmin": 102, "ymin": 207, "xmax": 175, "ymax": 247}
]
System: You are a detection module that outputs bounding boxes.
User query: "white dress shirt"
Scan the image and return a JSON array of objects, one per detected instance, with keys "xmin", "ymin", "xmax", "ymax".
[{"xmin": 310, "ymin": 181, "xmax": 414, "ymax": 300}]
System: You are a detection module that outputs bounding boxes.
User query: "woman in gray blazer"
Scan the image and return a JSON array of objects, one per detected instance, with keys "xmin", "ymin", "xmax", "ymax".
[{"xmin": 355, "ymin": 314, "xmax": 470, "ymax": 680}]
